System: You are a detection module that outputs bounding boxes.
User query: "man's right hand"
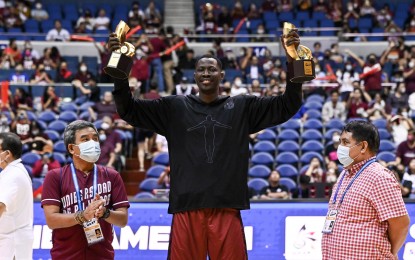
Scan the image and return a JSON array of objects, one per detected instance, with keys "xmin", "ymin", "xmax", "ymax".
[{"xmin": 107, "ymin": 33, "xmax": 121, "ymax": 53}]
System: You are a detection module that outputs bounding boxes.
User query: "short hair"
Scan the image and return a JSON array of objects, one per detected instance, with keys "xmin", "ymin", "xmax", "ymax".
[
  {"xmin": 195, "ymin": 54, "xmax": 223, "ymax": 70},
  {"xmin": 64, "ymin": 120, "xmax": 98, "ymax": 157},
  {"xmin": 341, "ymin": 121, "xmax": 380, "ymax": 153},
  {"xmin": 0, "ymin": 132, "xmax": 23, "ymax": 159}
]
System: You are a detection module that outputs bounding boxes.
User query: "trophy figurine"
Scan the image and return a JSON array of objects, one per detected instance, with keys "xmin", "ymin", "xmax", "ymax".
[
  {"xmin": 282, "ymin": 22, "xmax": 315, "ymax": 83},
  {"xmin": 103, "ymin": 20, "xmax": 135, "ymax": 79}
]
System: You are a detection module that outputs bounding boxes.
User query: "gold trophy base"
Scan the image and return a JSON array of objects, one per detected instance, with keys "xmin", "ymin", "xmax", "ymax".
[
  {"xmin": 288, "ymin": 59, "xmax": 316, "ymax": 83},
  {"xmin": 103, "ymin": 52, "xmax": 133, "ymax": 79}
]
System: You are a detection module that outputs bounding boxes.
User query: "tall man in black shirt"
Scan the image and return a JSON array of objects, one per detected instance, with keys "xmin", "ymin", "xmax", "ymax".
[{"xmin": 108, "ymin": 29, "xmax": 303, "ymax": 259}]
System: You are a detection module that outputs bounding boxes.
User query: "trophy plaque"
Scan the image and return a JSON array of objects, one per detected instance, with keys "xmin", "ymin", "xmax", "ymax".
[
  {"xmin": 103, "ymin": 20, "xmax": 135, "ymax": 79},
  {"xmin": 283, "ymin": 22, "xmax": 316, "ymax": 83}
]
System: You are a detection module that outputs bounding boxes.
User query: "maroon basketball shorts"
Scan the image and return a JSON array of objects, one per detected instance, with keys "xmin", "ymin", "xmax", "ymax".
[{"xmin": 168, "ymin": 208, "xmax": 248, "ymax": 260}]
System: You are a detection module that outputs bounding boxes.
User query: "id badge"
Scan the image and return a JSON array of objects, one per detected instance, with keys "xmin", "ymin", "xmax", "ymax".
[
  {"xmin": 322, "ymin": 209, "xmax": 338, "ymax": 234},
  {"xmin": 83, "ymin": 218, "xmax": 105, "ymax": 246}
]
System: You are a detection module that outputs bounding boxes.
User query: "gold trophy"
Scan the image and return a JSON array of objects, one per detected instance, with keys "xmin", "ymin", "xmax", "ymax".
[
  {"xmin": 283, "ymin": 22, "xmax": 315, "ymax": 83},
  {"xmin": 103, "ymin": 20, "xmax": 135, "ymax": 79}
]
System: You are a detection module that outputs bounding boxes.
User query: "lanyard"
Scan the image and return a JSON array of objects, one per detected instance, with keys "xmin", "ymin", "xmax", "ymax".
[
  {"xmin": 70, "ymin": 163, "xmax": 98, "ymax": 211},
  {"xmin": 332, "ymin": 158, "xmax": 376, "ymax": 205}
]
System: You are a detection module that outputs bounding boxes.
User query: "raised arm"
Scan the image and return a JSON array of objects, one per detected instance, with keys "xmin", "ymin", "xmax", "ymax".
[{"xmin": 345, "ymin": 49, "xmax": 365, "ymax": 67}]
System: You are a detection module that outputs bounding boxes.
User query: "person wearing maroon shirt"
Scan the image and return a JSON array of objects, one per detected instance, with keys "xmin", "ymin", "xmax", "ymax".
[
  {"xmin": 41, "ymin": 120, "xmax": 129, "ymax": 260},
  {"xmin": 88, "ymin": 91, "xmax": 117, "ymax": 121},
  {"xmin": 149, "ymin": 31, "xmax": 167, "ymax": 92},
  {"xmin": 32, "ymin": 152, "xmax": 61, "ymax": 178}
]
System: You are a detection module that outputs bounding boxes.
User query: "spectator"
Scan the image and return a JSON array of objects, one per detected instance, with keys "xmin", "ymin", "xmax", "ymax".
[
  {"xmin": 313, "ymin": 0, "xmax": 328, "ymax": 13},
  {"xmin": 259, "ymin": 170, "xmax": 289, "ymax": 199},
  {"xmin": 387, "ymin": 83, "xmax": 408, "ymax": 112},
  {"xmin": 325, "ymin": 130, "xmax": 341, "ymax": 165},
  {"xmin": 9, "ymin": 64, "xmax": 27, "ymax": 83},
  {"xmin": 3, "ymin": 6, "xmax": 23, "ymax": 29},
  {"xmin": 128, "ymin": 1, "xmax": 145, "ymax": 22},
  {"xmin": 217, "ymin": 6, "xmax": 232, "ymax": 28},
  {"xmin": 367, "ymin": 92, "xmax": 390, "ymax": 121},
  {"xmin": 100, "ymin": 116, "xmax": 122, "ymax": 163},
  {"xmin": 359, "ymin": 0, "xmax": 376, "ymax": 18},
  {"xmin": 37, "ymin": 47, "xmax": 58, "ymax": 70},
  {"xmin": 32, "ymin": 152, "xmax": 61, "ymax": 179},
  {"xmin": 21, "ymin": 41, "xmax": 40, "ymax": 69},
  {"xmin": 344, "ymin": 1, "xmax": 360, "ymax": 21},
  {"xmin": 130, "ymin": 48, "xmax": 150, "ymax": 95},
  {"xmin": 231, "ymin": 1, "xmax": 245, "ymax": 19},
  {"xmin": 178, "ymin": 49, "xmax": 196, "ymax": 70},
  {"xmin": 244, "ymin": 56, "xmax": 264, "ymax": 82},
  {"xmin": 94, "ymin": 9, "xmax": 110, "ymax": 31},
  {"xmin": 4, "ymin": 38, "xmax": 21, "ymax": 65},
  {"xmin": 0, "ymin": 112, "xmax": 11, "ymax": 133},
  {"xmin": 56, "ymin": 61, "xmax": 73, "ymax": 83},
  {"xmin": 157, "ymin": 165, "xmax": 171, "ymax": 189},
  {"xmin": 261, "ymin": 0, "xmax": 277, "ymax": 12},
  {"xmin": 154, "ymin": 134, "xmax": 168, "ymax": 156},
  {"xmin": 251, "ymin": 24, "xmax": 268, "ymax": 43},
  {"xmin": 27, "ymin": 121, "xmax": 53, "ymax": 155},
  {"xmin": 388, "ymin": 164, "xmax": 412, "ymax": 198},
  {"xmin": 74, "ymin": 21, "xmax": 88, "ymax": 34},
  {"xmin": 144, "ymin": 1, "xmax": 162, "ymax": 33},
  {"xmin": 346, "ymin": 87, "xmax": 370, "ymax": 119},
  {"xmin": 230, "ymin": 77, "xmax": 247, "ymax": 96},
  {"xmin": 388, "ymin": 112, "xmax": 414, "ymax": 146},
  {"xmin": 72, "ymin": 78, "xmax": 101, "ymax": 103},
  {"xmin": 89, "ymin": 91, "xmax": 117, "ymax": 121},
  {"xmin": 96, "ymin": 128, "xmax": 116, "ymax": 168},
  {"xmin": 325, "ymin": 161, "xmax": 339, "ymax": 184},
  {"xmin": 279, "ymin": 0, "xmax": 293, "ymax": 13},
  {"xmin": 203, "ymin": 11, "xmax": 217, "ymax": 34},
  {"xmin": 247, "ymin": 3, "xmax": 260, "ymax": 20},
  {"xmin": 149, "ymin": 31, "xmax": 167, "ymax": 92},
  {"xmin": 74, "ymin": 62, "xmax": 95, "ymax": 84},
  {"xmin": 46, "ymin": 20, "xmax": 71, "ymax": 42},
  {"xmin": 12, "ymin": 87, "xmax": 32, "ymax": 111},
  {"xmin": 338, "ymin": 63, "xmax": 360, "ymax": 101},
  {"xmin": 404, "ymin": 58, "xmax": 415, "ymax": 93},
  {"xmin": 76, "ymin": 9, "xmax": 95, "ymax": 32},
  {"xmin": 248, "ymin": 79, "xmax": 264, "ymax": 97},
  {"xmin": 376, "ymin": 4, "xmax": 393, "ymax": 28},
  {"xmin": 41, "ymin": 86, "xmax": 59, "ymax": 113},
  {"xmin": 172, "ymin": 77, "xmax": 197, "ymax": 96},
  {"xmin": 10, "ymin": 109, "xmax": 32, "ymax": 144},
  {"xmin": 403, "ymin": 159, "xmax": 415, "ymax": 198},
  {"xmin": 297, "ymin": 0, "xmax": 312, "ymax": 12},
  {"xmin": 394, "ymin": 129, "xmax": 415, "ymax": 167},
  {"xmin": 31, "ymin": 1, "xmax": 48, "ymax": 21},
  {"xmin": 328, "ymin": 1, "xmax": 342, "ymax": 27},
  {"xmin": 322, "ymin": 90, "xmax": 347, "ymax": 123},
  {"xmin": 302, "ymin": 157, "xmax": 325, "ymax": 183},
  {"xmin": 29, "ymin": 64, "xmax": 53, "ymax": 86}
]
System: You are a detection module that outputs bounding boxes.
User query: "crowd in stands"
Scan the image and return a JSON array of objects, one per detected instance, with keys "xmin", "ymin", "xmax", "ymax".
[{"xmin": 1, "ymin": 0, "xmax": 415, "ymax": 199}]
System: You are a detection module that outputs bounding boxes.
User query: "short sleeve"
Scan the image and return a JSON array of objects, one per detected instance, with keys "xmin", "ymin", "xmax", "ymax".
[
  {"xmin": 370, "ymin": 169, "xmax": 408, "ymax": 222},
  {"xmin": 107, "ymin": 168, "xmax": 130, "ymax": 210},
  {"xmin": 41, "ymin": 169, "xmax": 62, "ymax": 208}
]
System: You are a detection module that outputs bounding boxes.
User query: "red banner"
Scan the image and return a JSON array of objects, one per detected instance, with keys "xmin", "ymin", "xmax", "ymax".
[{"xmin": 1, "ymin": 81, "xmax": 9, "ymax": 105}]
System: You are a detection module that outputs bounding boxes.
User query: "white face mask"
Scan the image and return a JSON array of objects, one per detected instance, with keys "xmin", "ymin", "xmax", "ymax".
[
  {"xmin": 101, "ymin": 122, "xmax": 110, "ymax": 130},
  {"xmin": 80, "ymin": 66, "xmax": 87, "ymax": 72},
  {"xmin": 234, "ymin": 80, "xmax": 242, "ymax": 87},
  {"xmin": 99, "ymin": 134, "xmax": 107, "ymax": 142},
  {"xmin": 75, "ymin": 140, "xmax": 101, "ymax": 163},
  {"xmin": 332, "ymin": 135, "xmax": 340, "ymax": 143},
  {"xmin": 337, "ymin": 143, "xmax": 361, "ymax": 167},
  {"xmin": 346, "ymin": 65, "xmax": 352, "ymax": 71}
]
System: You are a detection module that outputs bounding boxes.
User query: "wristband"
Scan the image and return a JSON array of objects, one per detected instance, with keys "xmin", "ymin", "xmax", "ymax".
[{"xmin": 101, "ymin": 208, "xmax": 111, "ymax": 219}]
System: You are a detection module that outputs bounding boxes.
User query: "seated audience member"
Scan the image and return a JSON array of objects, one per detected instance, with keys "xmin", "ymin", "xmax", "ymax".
[
  {"xmin": 11, "ymin": 110, "xmax": 32, "ymax": 144},
  {"xmin": 325, "ymin": 131, "xmax": 340, "ymax": 165},
  {"xmin": 96, "ymin": 128, "xmax": 116, "ymax": 168},
  {"xmin": 394, "ymin": 129, "xmax": 415, "ymax": 167},
  {"xmin": 22, "ymin": 41, "xmax": 40, "ymax": 69},
  {"xmin": 32, "ymin": 152, "xmax": 61, "ymax": 179},
  {"xmin": 325, "ymin": 161, "xmax": 339, "ymax": 184},
  {"xmin": 172, "ymin": 77, "xmax": 197, "ymax": 96},
  {"xmin": 157, "ymin": 165, "xmax": 171, "ymax": 189},
  {"xmin": 94, "ymin": 9, "xmax": 110, "ymax": 31},
  {"xmin": 41, "ymin": 86, "xmax": 60, "ymax": 113},
  {"xmin": 55, "ymin": 61, "xmax": 73, "ymax": 83},
  {"xmin": 37, "ymin": 47, "xmax": 59, "ymax": 70},
  {"xmin": 230, "ymin": 77, "xmax": 248, "ymax": 96},
  {"xmin": 100, "ymin": 116, "xmax": 123, "ymax": 166},
  {"xmin": 403, "ymin": 159, "xmax": 415, "ymax": 198},
  {"xmin": 72, "ymin": 78, "xmax": 101, "ymax": 103},
  {"xmin": 387, "ymin": 111, "xmax": 414, "ymax": 146},
  {"xmin": 0, "ymin": 113, "xmax": 10, "ymax": 133},
  {"xmin": 387, "ymin": 82, "xmax": 409, "ymax": 111},
  {"xmin": 74, "ymin": 62, "xmax": 95, "ymax": 84},
  {"xmin": 346, "ymin": 88, "xmax": 370, "ymax": 119},
  {"xmin": 302, "ymin": 157, "xmax": 325, "ymax": 183},
  {"xmin": 322, "ymin": 90, "xmax": 346, "ymax": 123},
  {"xmin": 31, "ymin": 1, "xmax": 49, "ymax": 21},
  {"xmin": 27, "ymin": 121, "xmax": 53, "ymax": 155},
  {"xmin": 12, "ymin": 87, "xmax": 33, "ymax": 111},
  {"xmin": 153, "ymin": 133, "xmax": 168, "ymax": 156},
  {"xmin": 88, "ymin": 91, "xmax": 117, "ymax": 120},
  {"xmin": 389, "ymin": 164, "xmax": 412, "ymax": 198},
  {"xmin": 367, "ymin": 92, "xmax": 390, "ymax": 121},
  {"xmin": 259, "ymin": 170, "xmax": 289, "ymax": 200},
  {"xmin": 46, "ymin": 20, "xmax": 71, "ymax": 42},
  {"xmin": 178, "ymin": 49, "xmax": 197, "ymax": 70},
  {"xmin": 29, "ymin": 64, "xmax": 54, "ymax": 85},
  {"xmin": 10, "ymin": 65, "xmax": 28, "ymax": 83}
]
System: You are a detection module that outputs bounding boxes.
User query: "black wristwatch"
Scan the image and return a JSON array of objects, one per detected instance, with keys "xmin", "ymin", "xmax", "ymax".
[{"xmin": 101, "ymin": 208, "xmax": 111, "ymax": 219}]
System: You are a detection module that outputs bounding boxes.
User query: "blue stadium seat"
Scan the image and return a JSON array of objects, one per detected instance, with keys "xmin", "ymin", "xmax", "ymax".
[
  {"xmin": 379, "ymin": 140, "xmax": 395, "ymax": 152},
  {"xmin": 247, "ymin": 178, "xmax": 269, "ymax": 193},
  {"xmin": 146, "ymin": 165, "xmax": 166, "ymax": 178},
  {"xmin": 53, "ymin": 152, "xmax": 67, "ymax": 166},
  {"xmin": 296, "ymin": 11, "xmax": 309, "ymax": 21},
  {"xmin": 300, "ymin": 152, "xmax": 324, "ymax": 165},
  {"xmin": 313, "ymin": 11, "xmax": 326, "ymax": 20},
  {"xmin": 302, "ymin": 129, "xmax": 323, "ymax": 142},
  {"xmin": 377, "ymin": 151, "xmax": 395, "ymax": 163},
  {"xmin": 277, "ymin": 140, "xmax": 300, "ymax": 155},
  {"xmin": 59, "ymin": 111, "xmax": 78, "ymax": 123},
  {"xmin": 378, "ymin": 129, "xmax": 392, "ymax": 140},
  {"xmin": 53, "ymin": 140, "xmax": 66, "ymax": 154},
  {"xmin": 32, "ymin": 178, "xmax": 43, "ymax": 191},
  {"xmin": 253, "ymin": 140, "xmax": 276, "ymax": 155},
  {"xmin": 41, "ymin": 20, "xmax": 54, "ymax": 33},
  {"xmin": 79, "ymin": 111, "xmax": 91, "ymax": 120},
  {"xmin": 372, "ymin": 119, "xmax": 387, "ymax": 129},
  {"xmin": 26, "ymin": 110, "xmax": 37, "ymax": 121},
  {"xmin": 256, "ymin": 129, "xmax": 277, "ymax": 142},
  {"xmin": 306, "ymin": 109, "xmax": 322, "ymax": 119},
  {"xmin": 48, "ymin": 120, "xmax": 68, "ymax": 134},
  {"xmin": 301, "ymin": 140, "xmax": 324, "ymax": 153},
  {"xmin": 276, "ymin": 164, "xmax": 298, "ymax": 179},
  {"xmin": 263, "ymin": 11, "xmax": 277, "ymax": 21},
  {"xmin": 38, "ymin": 111, "xmax": 57, "ymax": 123},
  {"xmin": 303, "ymin": 119, "xmax": 323, "ymax": 131},
  {"xmin": 22, "ymin": 152, "xmax": 41, "ymax": 167},
  {"xmin": 251, "ymin": 152, "xmax": 274, "ymax": 167},
  {"xmin": 278, "ymin": 12, "xmax": 294, "ymax": 21},
  {"xmin": 279, "ymin": 177, "xmax": 297, "ymax": 191},
  {"xmin": 152, "ymin": 152, "xmax": 169, "ymax": 166},
  {"xmin": 93, "ymin": 119, "xmax": 103, "ymax": 130},
  {"xmin": 278, "ymin": 129, "xmax": 300, "ymax": 142},
  {"xmin": 24, "ymin": 19, "xmax": 39, "ymax": 32},
  {"xmin": 275, "ymin": 152, "xmax": 299, "ymax": 166},
  {"xmin": 304, "ymin": 101, "xmax": 322, "ymax": 110},
  {"xmin": 324, "ymin": 128, "xmax": 341, "ymax": 142},
  {"xmin": 280, "ymin": 119, "xmax": 302, "ymax": 132},
  {"xmin": 358, "ymin": 18, "xmax": 373, "ymax": 29},
  {"xmin": 248, "ymin": 19, "xmax": 263, "ymax": 30},
  {"xmin": 248, "ymin": 165, "xmax": 271, "ymax": 179},
  {"xmin": 306, "ymin": 94, "xmax": 325, "ymax": 103},
  {"xmin": 60, "ymin": 102, "xmax": 78, "ymax": 112},
  {"xmin": 139, "ymin": 178, "xmax": 163, "ymax": 192},
  {"xmin": 182, "ymin": 69, "xmax": 195, "ymax": 83},
  {"xmin": 43, "ymin": 130, "xmax": 61, "ymax": 142},
  {"xmin": 325, "ymin": 118, "xmax": 345, "ymax": 130},
  {"xmin": 134, "ymin": 191, "xmax": 156, "ymax": 199},
  {"xmin": 265, "ymin": 20, "xmax": 280, "ymax": 31},
  {"xmin": 79, "ymin": 101, "xmax": 95, "ymax": 111}
]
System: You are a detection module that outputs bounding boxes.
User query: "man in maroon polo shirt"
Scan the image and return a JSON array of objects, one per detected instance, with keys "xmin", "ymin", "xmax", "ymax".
[{"xmin": 41, "ymin": 120, "xmax": 129, "ymax": 260}]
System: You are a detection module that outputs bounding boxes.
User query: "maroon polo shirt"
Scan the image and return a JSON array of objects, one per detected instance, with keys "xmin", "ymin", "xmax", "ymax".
[{"xmin": 41, "ymin": 165, "xmax": 129, "ymax": 260}]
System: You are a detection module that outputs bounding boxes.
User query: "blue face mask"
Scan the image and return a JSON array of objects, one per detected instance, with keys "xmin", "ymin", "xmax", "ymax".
[{"xmin": 75, "ymin": 140, "xmax": 101, "ymax": 163}]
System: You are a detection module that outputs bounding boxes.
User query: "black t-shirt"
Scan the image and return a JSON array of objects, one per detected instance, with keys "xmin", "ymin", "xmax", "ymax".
[
  {"xmin": 113, "ymin": 76, "xmax": 302, "ymax": 213},
  {"xmin": 403, "ymin": 180, "xmax": 412, "ymax": 198},
  {"xmin": 259, "ymin": 185, "xmax": 289, "ymax": 195}
]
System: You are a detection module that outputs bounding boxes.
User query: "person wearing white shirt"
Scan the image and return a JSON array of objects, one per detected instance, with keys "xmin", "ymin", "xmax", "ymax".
[
  {"xmin": 46, "ymin": 20, "xmax": 70, "ymax": 42},
  {"xmin": 94, "ymin": 9, "xmax": 110, "ymax": 31},
  {"xmin": 0, "ymin": 132, "xmax": 33, "ymax": 260},
  {"xmin": 230, "ymin": 77, "xmax": 248, "ymax": 96},
  {"xmin": 322, "ymin": 90, "xmax": 347, "ymax": 123}
]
